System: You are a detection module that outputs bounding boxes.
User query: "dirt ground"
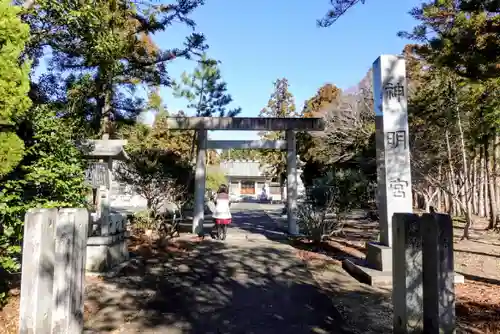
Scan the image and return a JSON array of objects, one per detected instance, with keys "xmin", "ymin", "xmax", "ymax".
[{"xmin": 1, "ymin": 215, "xmax": 499, "ymax": 334}]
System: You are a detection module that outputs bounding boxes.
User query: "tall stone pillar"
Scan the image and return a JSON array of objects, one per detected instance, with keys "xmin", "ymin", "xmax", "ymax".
[
  {"xmin": 286, "ymin": 129, "xmax": 298, "ymax": 235},
  {"xmin": 366, "ymin": 54, "xmax": 413, "ymax": 272},
  {"xmin": 193, "ymin": 129, "xmax": 207, "ymax": 235}
]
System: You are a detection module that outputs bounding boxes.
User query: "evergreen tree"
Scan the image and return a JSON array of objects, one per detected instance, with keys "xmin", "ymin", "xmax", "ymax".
[
  {"xmin": 318, "ymin": 0, "xmax": 500, "ymax": 80},
  {"xmin": 258, "ymin": 78, "xmax": 298, "ymax": 197},
  {"xmin": 21, "ymin": 0, "xmax": 207, "ymax": 138},
  {"xmin": 118, "ymin": 111, "xmax": 193, "ymax": 160},
  {"xmin": 0, "ymin": 0, "xmax": 32, "ymax": 177},
  {"xmin": 173, "ymin": 53, "xmax": 241, "ymax": 160},
  {"xmin": 317, "ymin": 0, "xmax": 365, "ymax": 27},
  {"xmin": 173, "ymin": 53, "xmax": 241, "ymax": 117},
  {"xmin": 399, "ymin": 0, "xmax": 500, "ymax": 80}
]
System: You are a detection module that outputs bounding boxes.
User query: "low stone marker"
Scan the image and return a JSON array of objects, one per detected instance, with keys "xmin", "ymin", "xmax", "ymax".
[
  {"xmin": 392, "ymin": 213, "xmax": 423, "ymax": 333},
  {"xmin": 19, "ymin": 208, "xmax": 89, "ymax": 334},
  {"xmin": 392, "ymin": 212, "xmax": 456, "ymax": 334},
  {"xmin": 421, "ymin": 213, "xmax": 456, "ymax": 333}
]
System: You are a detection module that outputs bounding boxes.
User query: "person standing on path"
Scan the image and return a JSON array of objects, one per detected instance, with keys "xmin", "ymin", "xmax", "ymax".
[{"xmin": 212, "ymin": 184, "xmax": 231, "ymax": 240}]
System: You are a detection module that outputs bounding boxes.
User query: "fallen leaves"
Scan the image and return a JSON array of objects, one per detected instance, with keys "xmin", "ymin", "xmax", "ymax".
[
  {"xmin": 456, "ymin": 281, "xmax": 500, "ymax": 333},
  {"xmin": 0, "ymin": 294, "xmax": 19, "ymax": 334}
]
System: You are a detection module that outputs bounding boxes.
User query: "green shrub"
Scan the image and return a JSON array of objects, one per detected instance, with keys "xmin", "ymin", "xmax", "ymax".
[
  {"xmin": 297, "ymin": 169, "xmax": 366, "ymax": 242},
  {"xmin": 0, "ymin": 109, "xmax": 89, "ymax": 306}
]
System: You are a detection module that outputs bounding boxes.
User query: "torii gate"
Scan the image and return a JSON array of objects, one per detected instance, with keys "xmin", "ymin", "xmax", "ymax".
[{"xmin": 164, "ymin": 117, "xmax": 325, "ymax": 236}]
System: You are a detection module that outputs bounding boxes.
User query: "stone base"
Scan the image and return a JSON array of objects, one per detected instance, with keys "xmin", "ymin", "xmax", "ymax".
[
  {"xmin": 365, "ymin": 242, "xmax": 392, "ymax": 272},
  {"xmin": 86, "ymin": 231, "xmax": 130, "ymax": 273},
  {"xmin": 342, "ymin": 258, "xmax": 394, "ymax": 287},
  {"xmin": 343, "ymin": 258, "xmax": 465, "ymax": 287}
]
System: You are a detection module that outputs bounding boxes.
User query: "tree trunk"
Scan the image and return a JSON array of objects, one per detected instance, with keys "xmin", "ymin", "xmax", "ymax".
[
  {"xmin": 445, "ymin": 130, "xmax": 457, "ymax": 215},
  {"xmin": 479, "ymin": 146, "xmax": 486, "ymax": 217},
  {"xmin": 458, "ymin": 171, "xmax": 466, "ymax": 212},
  {"xmin": 96, "ymin": 66, "xmax": 113, "ymax": 139},
  {"xmin": 494, "ymin": 135, "xmax": 500, "ymax": 226},
  {"xmin": 456, "ymin": 104, "xmax": 471, "ymax": 218},
  {"xmin": 437, "ymin": 164, "xmax": 443, "ymax": 211},
  {"xmin": 461, "ymin": 207, "xmax": 474, "ymax": 240},
  {"xmin": 423, "ymin": 194, "xmax": 430, "ymax": 212},
  {"xmin": 485, "ymin": 172, "xmax": 490, "ymax": 218},
  {"xmin": 190, "ymin": 77, "xmax": 206, "ymax": 163},
  {"xmin": 412, "ymin": 190, "xmax": 417, "ymax": 208},
  {"xmin": 471, "ymin": 154, "xmax": 478, "ymax": 215},
  {"xmin": 423, "ymin": 188, "xmax": 439, "ymax": 213},
  {"xmin": 101, "ymin": 89, "xmax": 112, "ymax": 139},
  {"xmin": 444, "ymin": 171, "xmax": 452, "ymax": 214},
  {"xmin": 485, "ymin": 140, "xmax": 498, "ymax": 229}
]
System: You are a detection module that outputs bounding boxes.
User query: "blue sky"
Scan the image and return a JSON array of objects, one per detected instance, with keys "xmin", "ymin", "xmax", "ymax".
[{"xmin": 147, "ymin": 0, "xmax": 421, "ymax": 141}]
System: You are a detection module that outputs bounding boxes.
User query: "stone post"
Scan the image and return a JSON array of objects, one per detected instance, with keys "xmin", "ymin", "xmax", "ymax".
[
  {"xmin": 374, "ymin": 54, "xmax": 412, "ymax": 247},
  {"xmin": 19, "ymin": 208, "xmax": 58, "ymax": 334},
  {"xmin": 193, "ymin": 129, "xmax": 207, "ymax": 235},
  {"xmin": 286, "ymin": 129, "xmax": 298, "ymax": 235},
  {"xmin": 365, "ymin": 55, "xmax": 413, "ymax": 273},
  {"xmin": 421, "ymin": 213, "xmax": 456, "ymax": 333},
  {"xmin": 392, "ymin": 213, "xmax": 423, "ymax": 333},
  {"xmin": 51, "ymin": 208, "xmax": 89, "ymax": 333}
]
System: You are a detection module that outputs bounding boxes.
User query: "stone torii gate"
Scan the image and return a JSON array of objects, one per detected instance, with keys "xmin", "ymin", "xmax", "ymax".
[{"xmin": 165, "ymin": 117, "xmax": 325, "ymax": 236}]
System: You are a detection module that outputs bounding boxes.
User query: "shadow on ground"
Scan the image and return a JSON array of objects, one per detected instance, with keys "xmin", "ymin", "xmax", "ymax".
[
  {"xmin": 84, "ymin": 238, "xmax": 350, "ymax": 334},
  {"xmin": 228, "ymin": 209, "xmax": 289, "ymax": 240}
]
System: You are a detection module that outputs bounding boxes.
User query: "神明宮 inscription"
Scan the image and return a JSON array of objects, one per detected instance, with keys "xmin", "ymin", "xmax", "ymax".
[
  {"xmin": 386, "ymin": 130, "xmax": 407, "ymax": 149},
  {"xmin": 390, "ymin": 178, "xmax": 409, "ymax": 198},
  {"xmin": 383, "ymin": 82, "xmax": 405, "ymax": 102}
]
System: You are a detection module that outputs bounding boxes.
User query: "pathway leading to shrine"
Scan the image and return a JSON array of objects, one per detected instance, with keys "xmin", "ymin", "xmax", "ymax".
[{"xmin": 84, "ymin": 205, "xmax": 349, "ymax": 333}]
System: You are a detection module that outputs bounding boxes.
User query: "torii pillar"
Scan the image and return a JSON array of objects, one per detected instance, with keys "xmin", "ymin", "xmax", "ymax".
[
  {"xmin": 286, "ymin": 130, "xmax": 298, "ymax": 235},
  {"xmin": 193, "ymin": 129, "xmax": 207, "ymax": 236}
]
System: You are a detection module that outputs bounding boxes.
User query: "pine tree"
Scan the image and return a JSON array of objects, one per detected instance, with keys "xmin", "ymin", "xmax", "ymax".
[
  {"xmin": 399, "ymin": 0, "xmax": 500, "ymax": 80},
  {"xmin": 173, "ymin": 53, "xmax": 241, "ymax": 118},
  {"xmin": 22, "ymin": 0, "xmax": 207, "ymax": 138},
  {"xmin": 259, "ymin": 78, "xmax": 298, "ymax": 198},
  {"xmin": 317, "ymin": 0, "xmax": 366, "ymax": 27},
  {"xmin": 317, "ymin": 0, "xmax": 500, "ymax": 80},
  {"xmin": 173, "ymin": 53, "xmax": 241, "ymax": 160}
]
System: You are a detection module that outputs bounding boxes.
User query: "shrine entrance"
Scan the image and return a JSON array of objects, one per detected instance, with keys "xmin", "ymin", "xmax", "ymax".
[{"xmin": 164, "ymin": 117, "xmax": 324, "ymax": 236}]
